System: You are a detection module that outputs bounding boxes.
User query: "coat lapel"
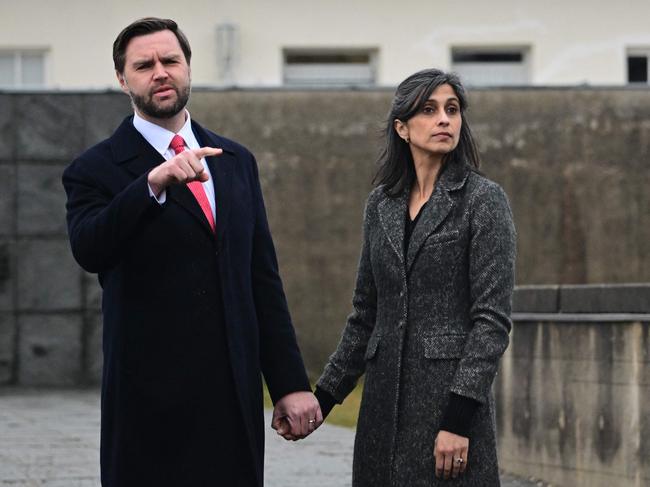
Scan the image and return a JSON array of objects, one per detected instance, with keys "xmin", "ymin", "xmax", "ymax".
[
  {"xmin": 167, "ymin": 184, "xmax": 215, "ymax": 236},
  {"xmin": 111, "ymin": 116, "xmax": 230, "ymax": 239},
  {"xmin": 188, "ymin": 121, "xmax": 234, "ymax": 247},
  {"xmin": 405, "ymin": 189, "xmax": 453, "ymax": 274},
  {"xmin": 378, "ymin": 191, "xmax": 408, "ymax": 265},
  {"xmin": 112, "ymin": 116, "xmax": 165, "ymax": 176},
  {"xmin": 405, "ymin": 161, "xmax": 472, "ymax": 274},
  {"xmin": 206, "ymin": 150, "xmax": 232, "ymax": 248},
  {"xmin": 112, "ymin": 118, "xmax": 218, "ymax": 228}
]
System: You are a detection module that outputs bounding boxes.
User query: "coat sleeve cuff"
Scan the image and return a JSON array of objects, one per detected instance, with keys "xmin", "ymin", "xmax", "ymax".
[
  {"xmin": 268, "ymin": 375, "xmax": 312, "ymax": 405},
  {"xmin": 148, "ymin": 182, "xmax": 167, "ymax": 204},
  {"xmin": 314, "ymin": 386, "xmax": 338, "ymax": 419},
  {"xmin": 439, "ymin": 392, "xmax": 481, "ymax": 438}
]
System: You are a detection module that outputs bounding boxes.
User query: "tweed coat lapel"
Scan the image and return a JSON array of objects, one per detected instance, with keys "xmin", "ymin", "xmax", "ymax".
[
  {"xmin": 377, "ymin": 191, "xmax": 409, "ymax": 265},
  {"xmin": 405, "ymin": 190, "xmax": 453, "ymax": 274},
  {"xmin": 405, "ymin": 161, "xmax": 472, "ymax": 274}
]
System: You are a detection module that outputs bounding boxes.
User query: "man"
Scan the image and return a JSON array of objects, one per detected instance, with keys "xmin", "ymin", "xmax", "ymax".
[{"xmin": 62, "ymin": 17, "xmax": 320, "ymax": 487}]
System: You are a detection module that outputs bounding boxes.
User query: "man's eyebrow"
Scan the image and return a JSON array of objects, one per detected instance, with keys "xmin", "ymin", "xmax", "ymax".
[
  {"xmin": 132, "ymin": 57, "xmax": 154, "ymax": 67},
  {"xmin": 161, "ymin": 54, "xmax": 182, "ymax": 62},
  {"xmin": 131, "ymin": 53, "xmax": 181, "ymax": 67}
]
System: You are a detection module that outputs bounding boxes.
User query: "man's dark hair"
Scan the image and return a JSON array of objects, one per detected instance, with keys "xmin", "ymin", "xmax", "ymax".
[
  {"xmin": 113, "ymin": 17, "xmax": 192, "ymax": 73},
  {"xmin": 374, "ymin": 68, "xmax": 481, "ymax": 196}
]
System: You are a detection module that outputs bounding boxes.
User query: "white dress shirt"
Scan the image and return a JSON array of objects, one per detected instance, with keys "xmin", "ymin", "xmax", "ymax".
[{"xmin": 133, "ymin": 110, "xmax": 216, "ymax": 220}]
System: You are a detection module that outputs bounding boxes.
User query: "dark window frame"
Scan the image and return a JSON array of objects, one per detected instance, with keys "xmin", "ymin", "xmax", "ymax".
[{"xmin": 627, "ymin": 55, "xmax": 648, "ymax": 83}]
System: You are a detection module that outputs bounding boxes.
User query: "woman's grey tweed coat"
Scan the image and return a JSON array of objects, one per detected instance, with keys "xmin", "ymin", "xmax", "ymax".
[{"xmin": 317, "ymin": 161, "xmax": 516, "ymax": 487}]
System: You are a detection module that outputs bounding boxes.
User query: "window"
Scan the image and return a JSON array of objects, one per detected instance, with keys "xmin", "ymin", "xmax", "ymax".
[
  {"xmin": 0, "ymin": 50, "xmax": 46, "ymax": 88},
  {"xmin": 451, "ymin": 47, "xmax": 530, "ymax": 87},
  {"xmin": 627, "ymin": 48, "xmax": 649, "ymax": 84},
  {"xmin": 283, "ymin": 49, "xmax": 377, "ymax": 87}
]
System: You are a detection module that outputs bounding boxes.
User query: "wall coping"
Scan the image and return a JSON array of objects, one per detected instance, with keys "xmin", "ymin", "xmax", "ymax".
[
  {"xmin": 2, "ymin": 85, "xmax": 650, "ymax": 95},
  {"xmin": 512, "ymin": 312, "xmax": 650, "ymax": 323},
  {"xmin": 513, "ymin": 283, "xmax": 650, "ymax": 314}
]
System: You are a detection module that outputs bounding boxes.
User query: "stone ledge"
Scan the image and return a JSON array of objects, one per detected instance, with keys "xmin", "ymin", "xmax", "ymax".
[
  {"xmin": 512, "ymin": 312, "xmax": 650, "ymax": 322},
  {"xmin": 560, "ymin": 284, "xmax": 650, "ymax": 313},
  {"xmin": 513, "ymin": 284, "xmax": 650, "ymax": 314},
  {"xmin": 512, "ymin": 285, "xmax": 559, "ymax": 313}
]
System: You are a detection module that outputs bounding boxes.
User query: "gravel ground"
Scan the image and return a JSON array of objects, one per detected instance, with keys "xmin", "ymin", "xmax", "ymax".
[{"xmin": 0, "ymin": 389, "xmax": 545, "ymax": 486}]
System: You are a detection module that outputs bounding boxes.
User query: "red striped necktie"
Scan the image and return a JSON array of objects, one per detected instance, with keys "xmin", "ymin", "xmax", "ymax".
[{"xmin": 169, "ymin": 134, "xmax": 216, "ymax": 232}]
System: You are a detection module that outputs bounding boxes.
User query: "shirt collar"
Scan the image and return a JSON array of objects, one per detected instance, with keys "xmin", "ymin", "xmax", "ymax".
[{"xmin": 132, "ymin": 109, "xmax": 194, "ymax": 156}]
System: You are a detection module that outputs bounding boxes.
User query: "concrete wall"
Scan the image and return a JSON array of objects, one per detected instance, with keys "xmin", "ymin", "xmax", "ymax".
[
  {"xmin": 2, "ymin": 0, "xmax": 650, "ymax": 88},
  {"xmin": 0, "ymin": 88, "xmax": 648, "ymax": 386},
  {"xmin": 0, "ymin": 93, "xmax": 132, "ymax": 385},
  {"xmin": 496, "ymin": 284, "xmax": 650, "ymax": 487}
]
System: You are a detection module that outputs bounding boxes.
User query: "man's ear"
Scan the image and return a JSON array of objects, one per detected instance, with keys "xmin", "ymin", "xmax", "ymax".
[{"xmin": 116, "ymin": 71, "xmax": 129, "ymax": 94}]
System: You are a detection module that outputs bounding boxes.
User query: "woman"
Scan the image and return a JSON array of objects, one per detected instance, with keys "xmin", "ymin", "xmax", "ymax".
[{"xmin": 314, "ymin": 69, "xmax": 516, "ymax": 486}]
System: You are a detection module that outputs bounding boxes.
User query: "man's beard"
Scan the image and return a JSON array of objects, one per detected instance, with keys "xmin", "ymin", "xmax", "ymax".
[{"xmin": 130, "ymin": 84, "xmax": 191, "ymax": 119}]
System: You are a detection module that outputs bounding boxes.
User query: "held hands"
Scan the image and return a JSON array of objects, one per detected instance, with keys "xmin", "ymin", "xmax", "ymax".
[
  {"xmin": 271, "ymin": 391, "xmax": 323, "ymax": 441},
  {"xmin": 148, "ymin": 147, "xmax": 223, "ymax": 197},
  {"xmin": 433, "ymin": 430, "xmax": 469, "ymax": 479}
]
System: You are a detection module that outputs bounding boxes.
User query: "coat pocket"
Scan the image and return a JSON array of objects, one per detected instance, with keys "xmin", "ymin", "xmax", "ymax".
[
  {"xmin": 423, "ymin": 333, "xmax": 467, "ymax": 359},
  {"xmin": 364, "ymin": 332, "xmax": 381, "ymax": 361},
  {"xmin": 424, "ymin": 229, "xmax": 460, "ymax": 246}
]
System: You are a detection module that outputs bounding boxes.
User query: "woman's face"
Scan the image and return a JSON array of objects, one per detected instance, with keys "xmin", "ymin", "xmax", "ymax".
[{"xmin": 395, "ymin": 83, "xmax": 462, "ymax": 161}]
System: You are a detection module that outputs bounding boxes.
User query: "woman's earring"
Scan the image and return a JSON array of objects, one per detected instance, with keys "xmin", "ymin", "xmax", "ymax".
[{"xmin": 405, "ymin": 137, "xmax": 410, "ymax": 144}]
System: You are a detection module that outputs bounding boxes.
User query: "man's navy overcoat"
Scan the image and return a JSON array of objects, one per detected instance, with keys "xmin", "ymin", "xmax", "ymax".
[{"xmin": 63, "ymin": 116, "xmax": 310, "ymax": 486}]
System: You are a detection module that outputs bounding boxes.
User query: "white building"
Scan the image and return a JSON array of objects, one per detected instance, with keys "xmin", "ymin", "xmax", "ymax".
[{"xmin": 1, "ymin": 0, "xmax": 650, "ymax": 90}]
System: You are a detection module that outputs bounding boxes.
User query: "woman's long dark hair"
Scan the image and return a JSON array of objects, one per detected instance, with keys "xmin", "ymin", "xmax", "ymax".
[{"xmin": 374, "ymin": 68, "xmax": 481, "ymax": 196}]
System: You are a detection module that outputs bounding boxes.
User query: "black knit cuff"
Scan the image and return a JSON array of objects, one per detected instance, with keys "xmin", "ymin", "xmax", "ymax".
[
  {"xmin": 439, "ymin": 393, "xmax": 481, "ymax": 438},
  {"xmin": 314, "ymin": 386, "xmax": 338, "ymax": 420}
]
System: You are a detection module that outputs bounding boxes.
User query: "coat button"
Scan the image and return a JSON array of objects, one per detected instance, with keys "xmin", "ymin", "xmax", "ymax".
[{"xmin": 398, "ymin": 320, "xmax": 405, "ymax": 328}]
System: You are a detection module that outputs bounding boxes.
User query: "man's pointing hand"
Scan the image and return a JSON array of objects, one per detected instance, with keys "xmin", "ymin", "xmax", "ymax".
[{"xmin": 148, "ymin": 147, "xmax": 222, "ymax": 197}]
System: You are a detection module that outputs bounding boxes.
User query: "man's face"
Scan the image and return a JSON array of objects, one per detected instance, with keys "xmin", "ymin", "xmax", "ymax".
[{"xmin": 117, "ymin": 30, "xmax": 191, "ymax": 120}]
